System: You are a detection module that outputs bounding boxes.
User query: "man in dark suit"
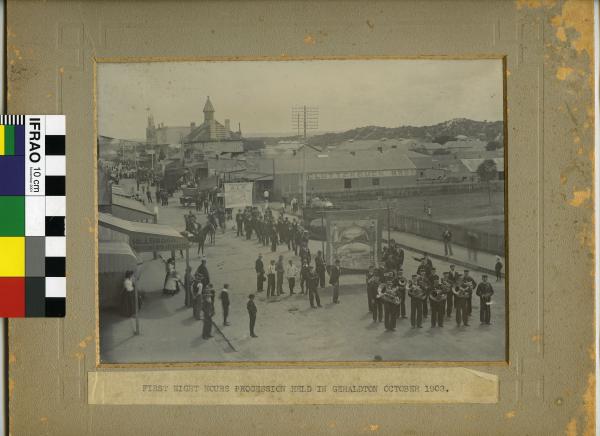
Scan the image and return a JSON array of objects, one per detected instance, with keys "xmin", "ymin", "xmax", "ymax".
[
  {"xmin": 446, "ymin": 264, "xmax": 459, "ymax": 318},
  {"xmin": 219, "ymin": 284, "xmax": 231, "ymax": 326},
  {"xmin": 462, "ymin": 270, "xmax": 477, "ymax": 316},
  {"xmin": 329, "ymin": 259, "xmax": 341, "ymax": 303},
  {"xmin": 255, "ymin": 254, "xmax": 265, "ymax": 293},
  {"xmin": 476, "ymin": 274, "xmax": 494, "ymax": 324},
  {"xmin": 307, "ymin": 266, "xmax": 322, "ymax": 308},
  {"xmin": 247, "ymin": 294, "xmax": 258, "ymax": 337}
]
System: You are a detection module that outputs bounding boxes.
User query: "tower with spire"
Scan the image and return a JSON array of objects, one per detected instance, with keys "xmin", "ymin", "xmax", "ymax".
[{"xmin": 203, "ymin": 96, "xmax": 215, "ymax": 123}]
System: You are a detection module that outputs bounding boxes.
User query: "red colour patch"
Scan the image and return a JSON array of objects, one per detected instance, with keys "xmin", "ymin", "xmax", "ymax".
[{"xmin": 0, "ymin": 277, "xmax": 25, "ymax": 317}]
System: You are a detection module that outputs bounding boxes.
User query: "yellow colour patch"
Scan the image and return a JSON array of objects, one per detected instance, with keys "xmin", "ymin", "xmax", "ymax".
[{"xmin": 0, "ymin": 237, "xmax": 25, "ymax": 276}]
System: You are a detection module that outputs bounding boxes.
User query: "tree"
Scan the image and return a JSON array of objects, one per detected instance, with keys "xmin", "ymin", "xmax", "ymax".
[
  {"xmin": 476, "ymin": 159, "xmax": 497, "ymax": 204},
  {"xmin": 485, "ymin": 140, "xmax": 500, "ymax": 151}
]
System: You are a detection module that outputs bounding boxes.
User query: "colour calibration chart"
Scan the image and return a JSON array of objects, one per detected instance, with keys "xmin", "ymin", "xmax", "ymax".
[{"xmin": 0, "ymin": 115, "xmax": 66, "ymax": 317}]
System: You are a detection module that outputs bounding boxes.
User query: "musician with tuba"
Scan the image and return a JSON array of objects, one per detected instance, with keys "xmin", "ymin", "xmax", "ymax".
[
  {"xmin": 408, "ymin": 274, "xmax": 427, "ymax": 329},
  {"xmin": 380, "ymin": 271, "xmax": 400, "ymax": 331},
  {"xmin": 453, "ymin": 275, "xmax": 472, "ymax": 327},
  {"xmin": 428, "ymin": 276, "xmax": 447, "ymax": 328}
]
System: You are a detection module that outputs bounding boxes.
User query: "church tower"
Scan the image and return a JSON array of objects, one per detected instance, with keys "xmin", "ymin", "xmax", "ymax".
[{"xmin": 203, "ymin": 96, "xmax": 215, "ymax": 123}]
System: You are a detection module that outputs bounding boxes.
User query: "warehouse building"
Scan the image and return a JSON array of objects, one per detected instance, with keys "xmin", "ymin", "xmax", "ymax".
[{"xmin": 265, "ymin": 150, "xmax": 417, "ymax": 199}]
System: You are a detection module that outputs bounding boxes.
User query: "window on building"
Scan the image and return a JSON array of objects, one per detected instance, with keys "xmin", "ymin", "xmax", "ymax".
[
  {"xmin": 344, "ymin": 178, "xmax": 352, "ymax": 189},
  {"xmin": 372, "ymin": 178, "xmax": 380, "ymax": 186}
]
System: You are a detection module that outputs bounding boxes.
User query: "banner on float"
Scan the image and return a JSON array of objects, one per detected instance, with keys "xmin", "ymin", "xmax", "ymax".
[
  {"xmin": 325, "ymin": 209, "xmax": 384, "ymax": 271},
  {"xmin": 224, "ymin": 182, "xmax": 253, "ymax": 209}
]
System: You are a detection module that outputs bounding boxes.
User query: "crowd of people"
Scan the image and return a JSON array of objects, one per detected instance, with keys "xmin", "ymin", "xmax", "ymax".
[
  {"xmin": 235, "ymin": 206, "xmax": 310, "ymax": 254},
  {"xmin": 119, "ymin": 194, "xmax": 497, "ymax": 343}
]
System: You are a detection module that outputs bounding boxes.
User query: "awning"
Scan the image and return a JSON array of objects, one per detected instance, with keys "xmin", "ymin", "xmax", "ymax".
[
  {"xmin": 98, "ymin": 241, "xmax": 143, "ymax": 274},
  {"xmin": 112, "ymin": 185, "xmax": 133, "ymax": 198},
  {"xmin": 99, "ymin": 213, "xmax": 190, "ymax": 252},
  {"xmin": 111, "ymin": 195, "xmax": 157, "ymax": 222}
]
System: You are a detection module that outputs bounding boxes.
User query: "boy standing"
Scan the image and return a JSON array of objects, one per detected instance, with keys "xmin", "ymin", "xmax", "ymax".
[{"xmin": 247, "ymin": 294, "xmax": 258, "ymax": 337}]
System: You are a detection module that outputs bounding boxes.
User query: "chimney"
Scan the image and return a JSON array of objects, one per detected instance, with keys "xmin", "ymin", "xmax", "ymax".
[
  {"xmin": 224, "ymin": 119, "xmax": 230, "ymax": 132},
  {"xmin": 190, "ymin": 122, "xmax": 196, "ymax": 130}
]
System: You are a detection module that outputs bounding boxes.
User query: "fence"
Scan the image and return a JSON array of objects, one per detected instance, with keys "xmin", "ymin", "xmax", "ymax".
[
  {"xmin": 386, "ymin": 213, "xmax": 505, "ymax": 256},
  {"xmin": 305, "ymin": 180, "xmax": 503, "ymax": 202}
]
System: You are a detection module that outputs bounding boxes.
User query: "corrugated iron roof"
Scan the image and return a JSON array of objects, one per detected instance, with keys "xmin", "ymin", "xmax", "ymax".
[{"xmin": 273, "ymin": 151, "xmax": 416, "ymax": 174}]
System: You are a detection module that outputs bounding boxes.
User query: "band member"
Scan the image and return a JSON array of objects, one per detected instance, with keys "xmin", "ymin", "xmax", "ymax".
[
  {"xmin": 396, "ymin": 270, "xmax": 407, "ymax": 319},
  {"xmin": 429, "ymin": 278, "xmax": 446, "ymax": 328},
  {"xmin": 476, "ymin": 274, "xmax": 494, "ymax": 324},
  {"xmin": 373, "ymin": 282, "xmax": 384, "ymax": 324},
  {"xmin": 329, "ymin": 259, "xmax": 341, "ymax": 304},
  {"xmin": 255, "ymin": 253, "xmax": 265, "ymax": 293},
  {"xmin": 408, "ymin": 275, "xmax": 425, "ymax": 328},
  {"xmin": 441, "ymin": 271, "xmax": 453, "ymax": 318},
  {"xmin": 418, "ymin": 270, "xmax": 430, "ymax": 318},
  {"xmin": 462, "ymin": 270, "xmax": 477, "ymax": 316},
  {"xmin": 453, "ymin": 276, "xmax": 472, "ymax": 327},
  {"xmin": 381, "ymin": 273, "xmax": 400, "ymax": 331}
]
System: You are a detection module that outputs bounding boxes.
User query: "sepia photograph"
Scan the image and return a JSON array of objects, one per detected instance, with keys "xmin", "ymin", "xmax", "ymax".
[{"xmin": 96, "ymin": 58, "xmax": 506, "ymax": 363}]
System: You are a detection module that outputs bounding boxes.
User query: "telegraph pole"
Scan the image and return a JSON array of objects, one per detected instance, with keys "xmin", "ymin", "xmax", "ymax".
[{"xmin": 291, "ymin": 105, "xmax": 319, "ymax": 206}]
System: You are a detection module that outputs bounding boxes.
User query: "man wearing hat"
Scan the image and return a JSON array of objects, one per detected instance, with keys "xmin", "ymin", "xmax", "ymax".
[
  {"xmin": 441, "ymin": 271, "xmax": 453, "ymax": 318},
  {"xmin": 381, "ymin": 272, "xmax": 400, "ymax": 331},
  {"xmin": 300, "ymin": 261, "xmax": 310, "ymax": 294},
  {"xmin": 371, "ymin": 268, "xmax": 384, "ymax": 322},
  {"xmin": 195, "ymin": 258, "xmax": 210, "ymax": 289},
  {"xmin": 396, "ymin": 270, "xmax": 407, "ymax": 319},
  {"xmin": 247, "ymin": 294, "xmax": 258, "ymax": 338},
  {"xmin": 429, "ymin": 277, "xmax": 446, "ymax": 328},
  {"xmin": 329, "ymin": 259, "xmax": 341, "ymax": 304},
  {"xmin": 366, "ymin": 265, "xmax": 377, "ymax": 312},
  {"xmin": 417, "ymin": 270, "xmax": 430, "ymax": 319},
  {"xmin": 201, "ymin": 286, "xmax": 214, "ymax": 339},
  {"xmin": 255, "ymin": 253, "xmax": 265, "ymax": 293},
  {"xmin": 476, "ymin": 274, "xmax": 494, "ymax": 324},
  {"xmin": 462, "ymin": 270, "xmax": 477, "ymax": 316},
  {"xmin": 453, "ymin": 276, "xmax": 472, "ymax": 327},
  {"xmin": 266, "ymin": 259, "xmax": 277, "ymax": 298},
  {"xmin": 408, "ymin": 275, "xmax": 425, "ymax": 328},
  {"xmin": 446, "ymin": 264, "xmax": 459, "ymax": 317},
  {"xmin": 307, "ymin": 265, "xmax": 322, "ymax": 308}
]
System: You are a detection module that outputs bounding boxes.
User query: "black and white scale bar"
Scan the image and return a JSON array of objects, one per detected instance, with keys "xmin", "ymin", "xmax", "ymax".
[{"xmin": 0, "ymin": 115, "xmax": 25, "ymax": 125}]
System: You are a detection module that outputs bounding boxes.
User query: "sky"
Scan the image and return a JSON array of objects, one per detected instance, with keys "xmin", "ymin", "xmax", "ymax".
[{"xmin": 97, "ymin": 59, "xmax": 503, "ymax": 140}]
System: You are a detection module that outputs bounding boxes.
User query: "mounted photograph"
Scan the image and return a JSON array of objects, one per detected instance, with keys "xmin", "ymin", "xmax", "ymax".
[{"xmin": 96, "ymin": 58, "xmax": 506, "ymax": 364}]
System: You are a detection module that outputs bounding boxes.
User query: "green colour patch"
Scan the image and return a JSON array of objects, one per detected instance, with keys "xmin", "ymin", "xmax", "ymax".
[
  {"xmin": 0, "ymin": 196, "xmax": 25, "ymax": 236},
  {"xmin": 4, "ymin": 125, "xmax": 15, "ymax": 156}
]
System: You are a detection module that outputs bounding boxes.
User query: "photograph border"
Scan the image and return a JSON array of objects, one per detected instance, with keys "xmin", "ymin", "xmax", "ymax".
[{"xmin": 93, "ymin": 54, "xmax": 509, "ymax": 369}]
